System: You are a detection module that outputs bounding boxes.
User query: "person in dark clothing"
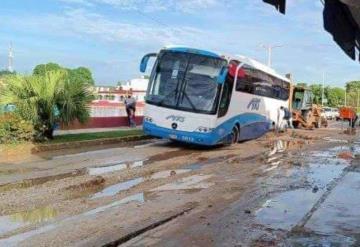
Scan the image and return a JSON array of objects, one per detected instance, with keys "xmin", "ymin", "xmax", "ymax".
[
  {"xmin": 125, "ymin": 95, "xmax": 136, "ymax": 127},
  {"xmin": 350, "ymin": 114, "xmax": 358, "ymax": 128}
]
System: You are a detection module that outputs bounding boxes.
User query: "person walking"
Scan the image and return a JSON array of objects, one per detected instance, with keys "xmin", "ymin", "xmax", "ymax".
[{"xmin": 125, "ymin": 95, "xmax": 137, "ymax": 127}]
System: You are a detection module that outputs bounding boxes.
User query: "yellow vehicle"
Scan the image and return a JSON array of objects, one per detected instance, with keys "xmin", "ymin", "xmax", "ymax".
[{"xmin": 290, "ymin": 86, "xmax": 328, "ymax": 129}]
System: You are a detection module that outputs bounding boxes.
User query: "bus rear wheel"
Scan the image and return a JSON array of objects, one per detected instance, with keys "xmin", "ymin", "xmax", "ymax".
[{"xmin": 230, "ymin": 126, "xmax": 239, "ymax": 144}]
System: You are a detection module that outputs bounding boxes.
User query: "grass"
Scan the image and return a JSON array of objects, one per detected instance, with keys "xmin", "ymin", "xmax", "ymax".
[{"xmin": 50, "ymin": 129, "xmax": 144, "ymax": 143}]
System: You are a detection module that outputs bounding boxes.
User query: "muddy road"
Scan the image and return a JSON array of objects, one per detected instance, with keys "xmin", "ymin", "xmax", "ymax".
[{"xmin": 0, "ymin": 123, "xmax": 360, "ymax": 246}]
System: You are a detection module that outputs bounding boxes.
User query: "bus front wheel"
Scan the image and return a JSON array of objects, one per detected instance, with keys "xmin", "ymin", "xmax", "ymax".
[{"xmin": 230, "ymin": 126, "xmax": 239, "ymax": 144}]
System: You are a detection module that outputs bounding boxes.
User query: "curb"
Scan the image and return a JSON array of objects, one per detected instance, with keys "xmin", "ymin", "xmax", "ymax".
[{"xmin": 31, "ymin": 135, "xmax": 152, "ymax": 153}]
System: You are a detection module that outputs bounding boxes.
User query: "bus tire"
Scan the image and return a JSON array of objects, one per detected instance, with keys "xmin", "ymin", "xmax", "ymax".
[{"xmin": 231, "ymin": 126, "xmax": 239, "ymax": 144}]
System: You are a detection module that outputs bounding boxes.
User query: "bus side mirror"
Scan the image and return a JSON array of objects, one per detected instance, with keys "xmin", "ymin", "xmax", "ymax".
[
  {"xmin": 140, "ymin": 53, "xmax": 157, "ymax": 73},
  {"xmin": 216, "ymin": 67, "xmax": 228, "ymax": 84}
]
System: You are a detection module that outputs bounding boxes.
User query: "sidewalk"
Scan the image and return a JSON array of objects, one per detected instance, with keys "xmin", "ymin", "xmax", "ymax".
[{"xmin": 54, "ymin": 126, "xmax": 142, "ymax": 136}]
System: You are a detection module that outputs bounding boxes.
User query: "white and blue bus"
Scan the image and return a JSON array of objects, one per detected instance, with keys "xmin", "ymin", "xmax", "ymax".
[{"xmin": 140, "ymin": 46, "xmax": 290, "ymax": 146}]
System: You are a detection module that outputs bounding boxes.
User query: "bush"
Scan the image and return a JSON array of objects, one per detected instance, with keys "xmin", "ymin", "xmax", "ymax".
[
  {"xmin": 0, "ymin": 71, "xmax": 93, "ymax": 140},
  {"xmin": 0, "ymin": 113, "xmax": 34, "ymax": 144}
]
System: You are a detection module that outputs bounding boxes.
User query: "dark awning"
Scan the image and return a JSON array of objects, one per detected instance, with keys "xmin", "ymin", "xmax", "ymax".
[
  {"xmin": 263, "ymin": 0, "xmax": 286, "ymax": 14},
  {"xmin": 263, "ymin": 0, "xmax": 360, "ymax": 62}
]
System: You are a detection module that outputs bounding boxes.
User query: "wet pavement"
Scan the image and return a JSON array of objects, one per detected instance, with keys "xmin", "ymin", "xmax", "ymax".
[
  {"xmin": 254, "ymin": 138, "xmax": 360, "ymax": 246},
  {"xmin": 1, "ymin": 126, "xmax": 360, "ymax": 246}
]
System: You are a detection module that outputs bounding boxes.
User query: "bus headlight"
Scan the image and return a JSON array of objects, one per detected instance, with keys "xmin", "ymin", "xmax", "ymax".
[
  {"xmin": 195, "ymin": 127, "xmax": 214, "ymax": 133},
  {"xmin": 144, "ymin": 116, "xmax": 153, "ymax": 123}
]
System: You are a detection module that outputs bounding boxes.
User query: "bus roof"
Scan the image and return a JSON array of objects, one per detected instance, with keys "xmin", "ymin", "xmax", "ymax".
[
  {"xmin": 163, "ymin": 45, "xmax": 222, "ymax": 58},
  {"xmin": 228, "ymin": 55, "xmax": 291, "ymax": 83},
  {"xmin": 163, "ymin": 46, "xmax": 290, "ymax": 83}
]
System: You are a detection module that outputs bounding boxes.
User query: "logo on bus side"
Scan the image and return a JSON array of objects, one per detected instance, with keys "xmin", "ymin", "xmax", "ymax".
[
  {"xmin": 247, "ymin": 98, "xmax": 261, "ymax": 111},
  {"xmin": 166, "ymin": 115, "xmax": 185, "ymax": 122}
]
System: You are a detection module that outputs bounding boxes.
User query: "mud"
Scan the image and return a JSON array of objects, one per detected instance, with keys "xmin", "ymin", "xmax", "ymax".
[
  {"xmin": 0, "ymin": 125, "xmax": 359, "ymax": 246},
  {"xmin": 0, "ymin": 169, "xmax": 87, "ymax": 192}
]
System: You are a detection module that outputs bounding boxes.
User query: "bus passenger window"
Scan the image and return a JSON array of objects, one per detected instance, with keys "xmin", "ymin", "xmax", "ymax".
[{"xmin": 218, "ymin": 76, "xmax": 234, "ymax": 118}]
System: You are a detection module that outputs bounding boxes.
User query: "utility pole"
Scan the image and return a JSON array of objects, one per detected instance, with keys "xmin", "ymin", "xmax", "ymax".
[
  {"xmin": 260, "ymin": 44, "xmax": 283, "ymax": 67},
  {"xmin": 7, "ymin": 42, "xmax": 14, "ymax": 72},
  {"xmin": 322, "ymin": 71, "xmax": 325, "ymax": 107},
  {"xmin": 345, "ymin": 89, "xmax": 347, "ymax": 106},
  {"xmin": 357, "ymin": 89, "xmax": 359, "ymax": 112}
]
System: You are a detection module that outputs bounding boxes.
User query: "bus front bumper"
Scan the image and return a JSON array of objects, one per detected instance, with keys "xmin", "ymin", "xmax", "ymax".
[{"xmin": 143, "ymin": 122, "xmax": 220, "ymax": 146}]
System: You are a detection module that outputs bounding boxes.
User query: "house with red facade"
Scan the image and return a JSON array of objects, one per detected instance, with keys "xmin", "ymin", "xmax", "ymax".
[{"xmin": 63, "ymin": 77, "xmax": 148, "ymax": 129}]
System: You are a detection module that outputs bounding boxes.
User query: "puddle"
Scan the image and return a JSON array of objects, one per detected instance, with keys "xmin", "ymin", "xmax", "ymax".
[
  {"xmin": 256, "ymin": 189, "xmax": 321, "ymax": 231},
  {"xmin": 151, "ymin": 174, "xmax": 214, "ymax": 191},
  {"xmin": 146, "ymin": 169, "xmax": 191, "ymax": 180},
  {"xmin": 264, "ymin": 140, "xmax": 290, "ymax": 166},
  {"xmin": 88, "ymin": 160, "xmax": 146, "ymax": 176},
  {"xmin": 268, "ymin": 140, "xmax": 288, "ymax": 157},
  {"xmin": 184, "ymin": 163, "xmax": 203, "ymax": 171},
  {"xmin": 85, "ymin": 193, "xmax": 145, "ymax": 215},
  {"xmin": 306, "ymin": 172, "xmax": 360, "ymax": 236},
  {"xmin": 257, "ymin": 148, "xmax": 349, "ymax": 231},
  {"xmin": 285, "ymin": 234, "xmax": 355, "ymax": 247},
  {"xmin": 134, "ymin": 140, "xmax": 168, "ymax": 148},
  {"xmin": 264, "ymin": 165, "xmax": 279, "ymax": 172},
  {"xmin": 0, "ymin": 206, "xmax": 57, "ymax": 236},
  {"xmin": 0, "ymin": 193, "xmax": 148, "ymax": 246},
  {"xmin": 306, "ymin": 163, "xmax": 346, "ymax": 189},
  {"xmin": 51, "ymin": 147, "xmax": 128, "ymax": 159},
  {"xmin": 1, "ymin": 158, "xmax": 147, "ymax": 193},
  {"xmin": 145, "ymin": 149, "xmax": 195, "ymax": 163},
  {"xmin": 91, "ymin": 169, "xmax": 192, "ymax": 199},
  {"xmin": 183, "ymin": 155, "xmax": 235, "ymax": 171},
  {"xmin": 323, "ymin": 137, "xmax": 348, "ymax": 143},
  {"xmin": 92, "ymin": 178, "xmax": 143, "ymax": 199}
]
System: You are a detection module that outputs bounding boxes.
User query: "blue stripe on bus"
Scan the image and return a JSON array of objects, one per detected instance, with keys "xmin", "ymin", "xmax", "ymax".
[
  {"xmin": 143, "ymin": 113, "xmax": 271, "ymax": 146},
  {"xmin": 164, "ymin": 47, "xmax": 221, "ymax": 58}
]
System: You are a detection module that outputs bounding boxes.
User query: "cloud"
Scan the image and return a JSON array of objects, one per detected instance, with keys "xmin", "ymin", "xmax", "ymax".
[
  {"xmin": 59, "ymin": 0, "xmax": 94, "ymax": 6},
  {"xmin": 58, "ymin": 0, "xmax": 222, "ymax": 13},
  {"xmin": 4, "ymin": 8, "xmax": 206, "ymax": 46}
]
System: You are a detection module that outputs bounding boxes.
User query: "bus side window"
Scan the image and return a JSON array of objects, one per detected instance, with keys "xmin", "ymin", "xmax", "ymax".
[{"xmin": 218, "ymin": 75, "xmax": 234, "ymax": 118}]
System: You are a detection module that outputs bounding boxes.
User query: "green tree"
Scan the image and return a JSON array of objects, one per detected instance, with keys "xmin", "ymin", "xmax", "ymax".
[
  {"xmin": 309, "ymin": 84, "xmax": 322, "ymax": 104},
  {"xmin": 68, "ymin": 67, "xmax": 94, "ymax": 85},
  {"xmin": 33, "ymin": 63, "xmax": 95, "ymax": 85},
  {"xmin": 33, "ymin": 63, "xmax": 62, "ymax": 76},
  {"xmin": 345, "ymin": 81, "xmax": 360, "ymax": 110},
  {"xmin": 0, "ymin": 70, "xmax": 16, "ymax": 77},
  {"xmin": 346, "ymin": 81, "xmax": 360, "ymax": 92},
  {"xmin": 296, "ymin": 82, "xmax": 308, "ymax": 87},
  {"xmin": 0, "ymin": 71, "xmax": 94, "ymax": 140},
  {"xmin": 326, "ymin": 87, "xmax": 345, "ymax": 107},
  {"xmin": 117, "ymin": 81, "xmax": 126, "ymax": 86}
]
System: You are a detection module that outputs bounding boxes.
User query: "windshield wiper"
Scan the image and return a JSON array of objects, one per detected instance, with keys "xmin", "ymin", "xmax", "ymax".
[{"xmin": 181, "ymin": 91, "xmax": 197, "ymax": 111}]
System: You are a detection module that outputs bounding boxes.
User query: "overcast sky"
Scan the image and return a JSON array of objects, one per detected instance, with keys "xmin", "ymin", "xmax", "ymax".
[{"xmin": 0, "ymin": 0, "xmax": 359, "ymax": 86}]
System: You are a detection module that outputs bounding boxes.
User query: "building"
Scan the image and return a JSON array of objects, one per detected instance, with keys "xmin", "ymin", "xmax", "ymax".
[{"xmin": 62, "ymin": 77, "xmax": 148, "ymax": 129}]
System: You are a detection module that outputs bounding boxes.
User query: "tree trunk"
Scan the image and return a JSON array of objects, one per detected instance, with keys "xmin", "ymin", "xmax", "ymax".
[{"xmin": 44, "ymin": 127, "xmax": 54, "ymax": 140}]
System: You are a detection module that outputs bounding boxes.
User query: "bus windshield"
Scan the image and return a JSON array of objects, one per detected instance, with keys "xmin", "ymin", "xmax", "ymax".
[{"xmin": 146, "ymin": 51, "xmax": 227, "ymax": 114}]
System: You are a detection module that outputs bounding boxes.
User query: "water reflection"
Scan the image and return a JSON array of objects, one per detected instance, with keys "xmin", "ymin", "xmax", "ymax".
[
  {"xmin": 88, "ymin": 160, "xmax": 146, "ymax": 176},
  {"xmin": 91, "ymin": 169, "xmax": 192, "ymax": 199},
  {"xmin": 0, "ymin": 206, "xmax": 57, "ymax": 236}
]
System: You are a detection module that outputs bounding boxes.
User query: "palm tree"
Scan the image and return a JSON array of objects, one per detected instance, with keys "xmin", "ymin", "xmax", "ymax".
[{"xmin": 0, "ymin": 70, "xmax": 94, "ymax": 140}]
